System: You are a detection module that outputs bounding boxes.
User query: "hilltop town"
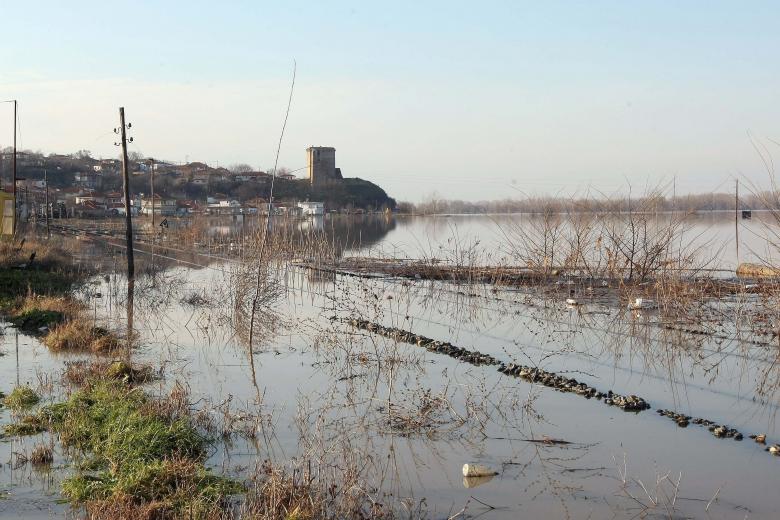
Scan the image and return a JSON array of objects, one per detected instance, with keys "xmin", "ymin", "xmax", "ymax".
[{"xmin": 0, "ymin": 146, "xmax": 395, "ymax": 218}]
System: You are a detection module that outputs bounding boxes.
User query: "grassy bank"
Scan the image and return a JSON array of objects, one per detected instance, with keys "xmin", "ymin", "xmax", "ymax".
[
  {"xmin": 5, "ymin": 377, "xmax": 243, "ymax": 518},
  {"xmin": 0, "ymin": 237, "xmax": 124, "ymax": 352},
  {"xmin": 0, "ymin": 237, "xmax": 81, "ymax": 308}
]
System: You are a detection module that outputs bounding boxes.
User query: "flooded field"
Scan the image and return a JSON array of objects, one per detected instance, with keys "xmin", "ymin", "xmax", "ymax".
[{"xmin": 1, "ymin": 212, "xmax": 779, "ymax": 519}]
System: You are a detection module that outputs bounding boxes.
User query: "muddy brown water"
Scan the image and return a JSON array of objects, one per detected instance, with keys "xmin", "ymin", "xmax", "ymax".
[{"xmin": 1, "ymin": 214, "xmax": 779, "ymax": 518}]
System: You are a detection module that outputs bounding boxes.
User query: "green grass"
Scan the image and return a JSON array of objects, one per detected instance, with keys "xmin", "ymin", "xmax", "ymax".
[
  {"xmin": 10, "ymin": 308, "xmax": 64, "ymax": 331},
  {"xmin": 6, "ymin": 380, "xmax": 243, "ymax": 516},
  {"xmin": 40, "ymin": 382, "xmax": 203, "ymax": 460},
  {"xmin": 0, "ymin": 269, "xmax": 75, "ymax": 309},
  {"xmin": 3, "ymin": 386, "xmax": 41, "ymax": 411},
  {"xmin": 2, "ymin": 415, "xmax": 47, "ymax": 436},
  {"xmin": 62, "ymin": 458, "xmax": 243, "ymax": 507}
]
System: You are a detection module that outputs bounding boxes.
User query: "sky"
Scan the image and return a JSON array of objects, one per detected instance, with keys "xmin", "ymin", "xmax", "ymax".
[{"xmin": 1, "ymin": 0, "xmax": 780, "ymax": 202}]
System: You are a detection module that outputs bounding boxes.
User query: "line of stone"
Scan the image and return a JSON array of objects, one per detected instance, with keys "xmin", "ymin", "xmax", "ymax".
[
  {"xmin": 348, "ymin": 319, "xmax": 501, "ymax": 366},
  {"xmin": 347, "ymin": 318, "xmax": 651, "ymax": 413},
  {"xmin": 656, "ymin": 409, "xmax": 780, "ymax": 457},
  {"xmin": 350, "ymin": 318, "xmax": 778, "ymax": 458}
]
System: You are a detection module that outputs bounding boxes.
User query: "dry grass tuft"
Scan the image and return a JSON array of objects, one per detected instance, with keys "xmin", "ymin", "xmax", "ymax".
[
  {"xmin": 43, "ymin": 319, "xmax": 121, "ymax": 353},
  {"xmin": 63, "ymin": 360, "xmax": 156, "ymax": 387},
  {"xmin": 0, "ymin": 237, "xmax": 69, "ymax": 271},
  {"xmin": 7, "ymin": 294, "xmax": 83, "ymax": 332},
  {"xmin": 30, "ymin": 443, "xmax": 54, "ymax": 465},
  {"xmin": 241, "ymin": 462, "xmax": 392, "ymax": 520},
  {"xmin": 15, "ymin": 294, "xmax": 82, "ymax": 317}
]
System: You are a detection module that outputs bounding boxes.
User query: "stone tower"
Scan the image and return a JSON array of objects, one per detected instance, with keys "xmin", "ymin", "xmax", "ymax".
[{"xmin": 306, "ymin": 146, "xmax": 342, "ymax": 185}]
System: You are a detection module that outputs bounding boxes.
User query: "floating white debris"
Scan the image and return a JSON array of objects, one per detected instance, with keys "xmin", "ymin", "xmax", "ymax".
[
  {"xmin": 462, "ymin": 463, "xmax": 498, "ymax": 478},
  {"xmin": 628, "ymin": 298, "xmax": 656, "ymax": 310}
]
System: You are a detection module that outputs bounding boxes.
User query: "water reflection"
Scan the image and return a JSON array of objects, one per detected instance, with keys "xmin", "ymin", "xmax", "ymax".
[{"xmin": 4, "ymin": 213, "xmax": 780, "ymax": 518}]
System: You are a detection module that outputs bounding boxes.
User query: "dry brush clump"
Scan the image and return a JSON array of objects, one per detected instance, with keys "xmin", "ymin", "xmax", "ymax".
[
  {"xmin": 43, "ymin": 318, "xmax": 122, "ymax": 353},
  {"xmin": 0, "ymin": 234, "xmax": 128, "ymax": 355},
  {"xmin": 499, "ymin": 189, "xmax": 713, "ymax": 285},
  {"xmin": 63, "ymin": 359, "xmax": 157, "ymax": 387},
  {"xmin": 0, "ymin": 236, "xmax": 86, "ymax": 309},
  {"xmin": 239, "ymin": 461, "xmax": 395, "ymax": 520},
  {"xmin": 0, "ymin": 235, "xmax": 72, "ymax": 271},
  {"xmin": 13, "ymin": 442, "xmax": 54, "ymax": 468},
  {"xmin": 6, "ymin": 293, "xmax": 83, "ymax": 332}
]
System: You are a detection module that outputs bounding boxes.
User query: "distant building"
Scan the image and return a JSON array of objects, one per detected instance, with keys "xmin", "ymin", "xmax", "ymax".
[
  {"xmin": 177, "ymin": 200, "xmax": 199, "ymax": 215},
  {"xmin": 75, "ymin": 195, "xmax": 106, "ymax": 207},
  {"xmin": 104, "ymin": 192, "xmax": 124, "ymax": 206},
  {"xmin": 298, "ymin": 201, "xmax": 325, "ymax": 216},
  {"xmin": 140, "ymin": 194, "xmax": 177, "ymax": 216},
  {"xmin": 74, "ymin": 171, "xmax": 102, "ymax": 189},
  {"xmin": 206, "ymin": 199, "xmax": 242, "ymax": 215},
  {"xmin": 273, "ymin": 203, "xmax": 302, "ymax": 217},
  {"xmin": 306, "ymin": 146, "xmax": 343, "ymax": 185},
  {"xmin": 235, "ymin": 171, "xmax": 268, "ymax": 182}
]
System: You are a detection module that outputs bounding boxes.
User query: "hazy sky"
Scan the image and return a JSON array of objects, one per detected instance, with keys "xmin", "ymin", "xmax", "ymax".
[{"xmin": 1, "ymin": 1, "xmax": 779, "ymax": 201}]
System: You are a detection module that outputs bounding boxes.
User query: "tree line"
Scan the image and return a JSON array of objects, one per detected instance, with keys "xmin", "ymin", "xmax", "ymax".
[{"xmin": 400, "ymin": 190, "xmax": 776, "ymax": 215}]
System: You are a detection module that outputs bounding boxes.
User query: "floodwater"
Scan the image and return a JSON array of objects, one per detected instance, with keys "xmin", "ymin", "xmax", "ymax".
[{"xmin": 2, "ymin": 213, "xmax": 780, "ymax": 519}]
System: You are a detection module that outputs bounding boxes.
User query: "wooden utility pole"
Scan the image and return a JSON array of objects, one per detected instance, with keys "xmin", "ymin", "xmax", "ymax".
[
  {"xmin": 12, "ymin": 100, "xmax": 17, "ymax": 234},
  {"xmin": 149, "ymin": 158, "xmax": 155, "ymax": 233},
  {"xmin": 118, "ymin": 107, "xmax": 135, "ymax": 279},
  {"xmin": 44, "ymin": 169, "xmax": 50, "ymax": 238},
  {"xmin": 735, "ymin": 179, "xmax": 740, "ymax": 264}
]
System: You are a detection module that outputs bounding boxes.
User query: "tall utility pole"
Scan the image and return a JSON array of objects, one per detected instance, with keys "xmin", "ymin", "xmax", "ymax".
[
  {"xmin": 149, "ymin": 158, "xmax": 155, "ymax": 232},
  {"xmin": 117, "ymin": 107, "xmax": 135, "ymax": 279},
  {"xmin": 12, "ymin": 100, "xmax": 17, "ymax": 234},
  {"xmin": 44, "ymin": 169, "xmax": 50, "ymax": 238},
  {"xmin": 735, "ymin": 179, "xmax": 740, "ymax": 265}
]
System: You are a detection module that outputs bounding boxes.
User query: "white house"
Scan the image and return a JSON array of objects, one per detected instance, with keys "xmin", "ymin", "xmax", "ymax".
[
  {"xmin": 206, "ymin": 199, "xmax": 242, "ymax": 215},
  {"xmin": 140, "ymin": 194, "xmax": 177, "ymax": 216},
  {"xmin": 298, "ymin": 201, "xmax": 325, "ymax": 216}
]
